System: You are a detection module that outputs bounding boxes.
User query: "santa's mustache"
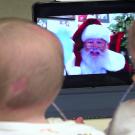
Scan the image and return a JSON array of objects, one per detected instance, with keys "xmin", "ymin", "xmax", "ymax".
[{"xmin": 88, "ymin": 48, "xmax": 104, "ymax": 57}]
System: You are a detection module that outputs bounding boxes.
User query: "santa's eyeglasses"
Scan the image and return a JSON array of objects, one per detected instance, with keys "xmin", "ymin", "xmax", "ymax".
[{"xmin": 84, "ymin": 38, "xmax": 107, "ymax": 52}]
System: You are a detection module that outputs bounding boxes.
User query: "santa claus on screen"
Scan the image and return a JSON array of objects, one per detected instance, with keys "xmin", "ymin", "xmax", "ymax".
[{"xmin": 65, "ymin": 18, "xmax": 125, "ymax": 75}]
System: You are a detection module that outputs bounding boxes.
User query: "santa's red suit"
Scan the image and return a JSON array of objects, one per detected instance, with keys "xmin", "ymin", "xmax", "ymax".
[{"xmin": 65, "ymin": 18, "xmax": 125, "ymax": 75}]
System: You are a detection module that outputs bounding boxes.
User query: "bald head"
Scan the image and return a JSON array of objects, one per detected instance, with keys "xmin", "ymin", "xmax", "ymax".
[{"xmin": 0, "ymin": 18, "xmax": 64, "ymax": 110}]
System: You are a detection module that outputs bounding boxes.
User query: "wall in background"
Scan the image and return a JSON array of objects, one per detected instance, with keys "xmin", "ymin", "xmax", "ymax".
[
  {"xmin": 0, "ymin": 0, "xmax": 51, "ymax": 20},
  {"xmin": 0, "ymin": 0, "xmax": 114, "ymax": 20}
]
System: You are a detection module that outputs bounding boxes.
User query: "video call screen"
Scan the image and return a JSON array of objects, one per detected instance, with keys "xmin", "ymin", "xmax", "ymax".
[{"xmin": 36, "ymin": 13, "xmax": 135, "ymax": 76}]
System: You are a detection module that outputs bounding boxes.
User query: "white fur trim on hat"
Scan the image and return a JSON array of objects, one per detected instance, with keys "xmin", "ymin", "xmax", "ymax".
[{"xmin": 81, "ymin": 24, "xmax": 112, "ymax": 43}]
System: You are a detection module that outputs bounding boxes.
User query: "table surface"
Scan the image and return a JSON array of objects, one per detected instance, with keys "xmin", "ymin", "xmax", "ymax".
[{"xmin": 84, "ymin": 118, "xmax": 111, "ymax": 131}]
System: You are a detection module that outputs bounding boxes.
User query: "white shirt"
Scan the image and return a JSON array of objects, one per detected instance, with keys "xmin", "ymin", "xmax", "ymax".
[{"xmin": 0, "ymin": 120, "xmax": 105, "ymax": 135}]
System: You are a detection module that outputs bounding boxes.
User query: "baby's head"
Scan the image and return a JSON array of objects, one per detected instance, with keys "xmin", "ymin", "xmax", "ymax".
[
  {"xmin": 107, "ymin": 99, "xmax": 135, "ymax": 135},
  {"xmin": 0, "ymin": 18, "xmax": 64, "ymax": 112}
]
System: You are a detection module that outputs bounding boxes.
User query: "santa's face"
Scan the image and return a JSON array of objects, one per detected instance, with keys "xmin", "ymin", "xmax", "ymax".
[{"xmin": 83, "ymin": 38, "xmax": 107, "ymax": 57}]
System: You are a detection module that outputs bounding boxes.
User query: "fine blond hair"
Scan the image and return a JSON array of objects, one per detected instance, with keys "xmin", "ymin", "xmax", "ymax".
[{"xmin": 0, "ymin": 18, "xmax": 64, "ymax": 109}]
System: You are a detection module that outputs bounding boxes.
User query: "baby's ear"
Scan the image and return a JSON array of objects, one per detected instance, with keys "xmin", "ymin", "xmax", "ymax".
[{"xmin": 9, "ymin": 77, "xmax": 27, "ymax": 96}]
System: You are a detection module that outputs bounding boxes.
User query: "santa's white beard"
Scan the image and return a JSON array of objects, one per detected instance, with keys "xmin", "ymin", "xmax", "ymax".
[{"xmin": 80, "ymin": 48, "xmax": 108, "ymax": 74}]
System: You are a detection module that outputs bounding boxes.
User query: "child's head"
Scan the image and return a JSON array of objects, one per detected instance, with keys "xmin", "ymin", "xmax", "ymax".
[
  {"xmin": 107, "ymin": 99, "xmax": 135, "ymax": 135},
  {"xmin": 0, "ymin": 18, "xmax": 64, "ymax": 112}
]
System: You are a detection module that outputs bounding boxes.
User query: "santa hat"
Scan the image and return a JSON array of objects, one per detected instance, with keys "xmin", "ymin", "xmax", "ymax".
[
  {"xmin": 73, "ymin": 18, "xmax": 101, "ymax": 43},
  {"xmin": 72, "ymin": 18, "xmax": 102, "ymax": 66},
  {"xmin": 81, "ymin": 24, "xmax": 112, "ymax": 43}
]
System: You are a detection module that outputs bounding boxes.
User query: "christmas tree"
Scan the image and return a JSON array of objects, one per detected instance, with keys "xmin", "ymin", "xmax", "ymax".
[{"xmin": 108, "ymin": 14, "xmax": 134, "ymax": 50}]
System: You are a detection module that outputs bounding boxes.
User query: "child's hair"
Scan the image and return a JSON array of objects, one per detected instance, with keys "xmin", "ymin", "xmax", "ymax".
[{"xmin": 0, "ymin": 18, "xmax": 64, "ymax": 110}]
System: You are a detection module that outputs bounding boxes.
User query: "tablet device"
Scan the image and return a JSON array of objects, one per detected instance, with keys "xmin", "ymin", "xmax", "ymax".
[
  {"xmin": 32, "ymin": 1, "xmax": 135, "ymax": 119},
  {"xmin": 32, "ymin": 1, "xmax": 135, "ymax": 88}
]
